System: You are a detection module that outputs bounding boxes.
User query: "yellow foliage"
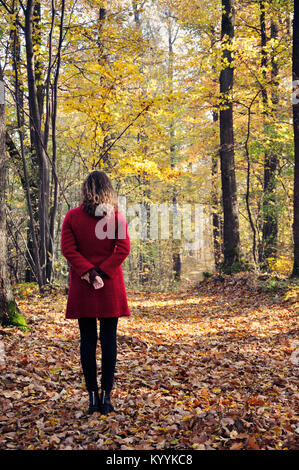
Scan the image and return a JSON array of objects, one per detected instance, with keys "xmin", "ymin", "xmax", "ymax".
[{"xmin": 266, "ymin": 256, "xmax": 293, "ymax": 275}]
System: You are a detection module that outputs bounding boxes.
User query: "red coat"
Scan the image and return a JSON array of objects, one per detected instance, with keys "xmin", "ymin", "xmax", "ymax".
[{"xmin": 61, "ymin": 204, "xmax": 131, "ymax": 319}]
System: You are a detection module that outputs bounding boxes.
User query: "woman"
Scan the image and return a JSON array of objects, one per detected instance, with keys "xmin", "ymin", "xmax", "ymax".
[{"xmin": 61, "ymin": 170, "xmax": 130, "ymax": 415}]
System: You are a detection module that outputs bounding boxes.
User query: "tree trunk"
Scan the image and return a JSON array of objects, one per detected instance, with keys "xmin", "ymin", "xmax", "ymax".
[
  {"xmin": 46, "ymin": 1, "xmax": 65, "ymax": 283},
  {"xmin": 11, "ymin": 7, "xmax": 41, "ymax": 286},
  {"xmin": 0, "ymin": 63, "xmax": 27, "ymax": 328},
  {"xmin": 257, "ymin": 0, "xmax": 268, "ymax": 262},
  {"xmin": 211, "ymin": 146, "xmax": 222, "ymax": 270},
  {"xmin": 292, "ymin": 0, "xmax": 299, "ymax": 277},
  {"xmin": 33, "ymin": 0, "xmax": 44, "ymax": 119},
  {"xmin": 131, "ymin": 3, "xmax": 158, "ymax": 284},
  {"xmin": 167, "ymin": 9, "xmax": 181, "ymax": 281},
  {"xmin": 210, "ymin": 28, "xmax": 222, "ymax": 270},
  {"xmin": 261, "ymin": 17, "xmax": 279, "ymax": 264},
  {"xmin": 25, "ymin": 0, "xmax": 50, "ymax": 286},
  {"xmin": 219, "ymin": 0, "xmax": 240, "ymax": 270}
]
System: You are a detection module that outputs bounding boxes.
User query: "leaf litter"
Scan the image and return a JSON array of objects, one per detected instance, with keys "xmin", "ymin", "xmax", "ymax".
[{"xmin": 0, "ymin": 276, "xmax": 298, "ymax": 450}]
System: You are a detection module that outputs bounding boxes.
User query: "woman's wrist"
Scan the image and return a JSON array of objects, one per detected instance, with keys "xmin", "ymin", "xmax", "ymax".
[{"xmin": 96, "ymin": 268, "xmax": 109, "ymax": 279}]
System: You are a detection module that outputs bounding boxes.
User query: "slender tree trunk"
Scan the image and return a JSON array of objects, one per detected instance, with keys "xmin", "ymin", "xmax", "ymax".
[
  {"xmin": 261, "ymin": 18, "xmax": 279, "ymax": 263},
  {"xmin": 25, "ymin": 0, "xmax": 49, "ymax": 287},
  {"xmin": 95, "ymin": 7, "xmax": 116, "ymax": 169},
  {"xmin": 0, "ymin": 63, "xmax": 27, "ymax": 328},
  {"xmin": 244, "ymin": 94, "xmax": 260, "ymax": 265},
  {"xmin": 292, "ymin": 0, "xmax": 299, "ymax": 277},
  {"xmin": 211, "ymin": 146, "xmax": 222, "ymax": 270},
  {"xmin": 43, "ymin": 0, "xmax": 56, "ymax": 151},
  {"xmin": 46, "ymin": 0, "xmax": 65, "ymax": 282},
  {"xmin": 97, "ymin": 7, "xmax": 107, "ymax": 59},
  {"xmin": 219, "ymin": 0, "xmax": 240, "ymax": 270},
  {"xmin": 210, "ymin": 28, "xmax": 222, "ymax": 270},
  {"xmin": 11, "ymin": 7, "xmax": 42, "ymax": 286},
  {"xmin": 167, "ymin": 10, "xmax": 181, "ymax": 281},
  {"xmin": 28, "ymin": 0, "xmax": 44, "ymax": 282},
  {"xmin": 33, "ymin": 0, "xmax": 44, "ymax": 119},
  {"xmin": 132, "ymin": 0, "xmax": 141, "ymax": 27},
  {"xmin": 10, "ymin": 9, "xmax": 32, "ymax": 283},
  {"xmin": 257, "ymin": 0, "xmax": 268, "ymax": 262},
  {"xmin": 132, "ymin": 2, "xmax": 157, "ymax": 284}
]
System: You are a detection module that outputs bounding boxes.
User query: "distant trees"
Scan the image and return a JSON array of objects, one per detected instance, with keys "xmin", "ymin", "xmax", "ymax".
[
  {"xmin": 0, "ymin": 0, "xmax": 297, "ymax": 290},
  {"xmin": 2, "ymin": 0, "xmax": 65, "ymax": 289}
]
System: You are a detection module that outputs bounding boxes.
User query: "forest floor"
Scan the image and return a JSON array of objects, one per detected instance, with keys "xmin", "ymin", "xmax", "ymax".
[{"xmin": 0, "ymin": 273, "xmax": 298, "ymax": 450}]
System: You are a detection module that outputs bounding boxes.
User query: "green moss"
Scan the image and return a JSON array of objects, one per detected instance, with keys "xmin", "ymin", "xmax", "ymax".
[
  {"xmin": 219, "ymin": 256, "xmax": 254, "ymax": 275},
  {"xmin": 7, "ymin": 300, "xmax": 28, "ymax": 329}
]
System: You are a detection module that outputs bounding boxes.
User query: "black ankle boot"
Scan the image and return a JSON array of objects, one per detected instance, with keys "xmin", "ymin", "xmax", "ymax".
[
  {"xmin": 99, "ymin": 390, "xmax": 115, "ymax": 415},
  {"xmin": 88, "ymin": 390, "xmax": 100, "ymax": 414}
]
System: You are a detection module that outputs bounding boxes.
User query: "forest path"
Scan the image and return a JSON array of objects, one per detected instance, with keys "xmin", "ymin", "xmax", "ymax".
[{"xmin": 0, "ymin": 277, "xmax": 298, "ymax": 450}]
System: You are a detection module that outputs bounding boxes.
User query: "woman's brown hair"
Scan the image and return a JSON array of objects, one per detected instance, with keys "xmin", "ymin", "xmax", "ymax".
[{"xmin": 80, "ymin": 171, "xmax": 118, "ymax": 217}]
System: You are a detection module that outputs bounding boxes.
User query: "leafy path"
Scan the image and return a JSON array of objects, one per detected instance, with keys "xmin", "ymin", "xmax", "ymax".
[{"xmin": 0, "ymin": 276, "xmax": 298, "ymax": 450}]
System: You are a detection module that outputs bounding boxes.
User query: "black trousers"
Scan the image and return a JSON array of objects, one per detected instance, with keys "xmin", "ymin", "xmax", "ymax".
[{"xmin": 78, "ymin": 317, "xmax": 118, "ymax": 393}]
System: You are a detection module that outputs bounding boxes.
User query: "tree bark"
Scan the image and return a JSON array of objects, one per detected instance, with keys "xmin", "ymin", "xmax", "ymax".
[
  {"xmin": 261, "ymin": 16, "xmax": 279, "ymax": 264},
  {"xmin": 210, "ymin": 26, "xmax": 222, "ymax": 270},
  {"xmin": 11, "ymin": 6, "xmax": 42, "ymax": 286},
  {"xmin": 292, "ymin": 0, "xmax": 299, "ymax": 277},
  {"xmin": 219, "ymin": 0, "xmax": 240, "ymax": 270},
  {"xmin": 46, "ymin": 1, "xmax": 65, "ymax": 282},
  {"xmin": 0, "ymin": 63, "xmax": 27, "ymax": 328},
  {"xmin": 257, "ymin": 0, "xmax": 268, "ymax": 262},
  {"xmin": 167, "ymin": 9, "xmax": 181, "ymax": 281},
  {"xmin": 25, "ymin": 0, "xmax": 50, "ymax": 286}
]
